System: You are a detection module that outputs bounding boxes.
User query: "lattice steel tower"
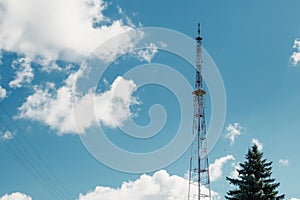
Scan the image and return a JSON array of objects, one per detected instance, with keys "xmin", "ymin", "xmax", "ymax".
[{"xmin": 188, "ymin": 23, "xmax": 211, "ymax": 200}]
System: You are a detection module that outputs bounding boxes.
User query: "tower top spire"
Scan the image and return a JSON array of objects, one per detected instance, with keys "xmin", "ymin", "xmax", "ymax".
[{"xmin": 196, "ymin": 23, "xmax": 203, "ymax": 42}]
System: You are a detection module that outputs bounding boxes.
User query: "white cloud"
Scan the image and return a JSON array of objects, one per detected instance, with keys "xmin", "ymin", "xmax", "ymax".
[
  {"xmin": 278, "ymin": 159, "xmax": 289, "ymax": 166},
  {"xmin": 252, "ymin": 138, "xmax": 263, "ymax": 151},
  {"xmin": 291, "ymin": 198, "xmax": 300, "ymax": 200},
  {"xmin": 290, "ymin": 38, "xmax": 300, "ymax": 66},
  {"xmin": 0, "ymin": 50, "xmax": 3, "ymax": 65},
  {"xmin": 0, "ymin": 192, "xmax": 32, "ymax": 200},
  {"xmin": 209, "ymin": 155, "xmax": 235, "ymax": 182},
  {"xmin": 135, "ymin": 42, "xmax": 158, "ymax": 62},
  {"xmin": 225, "ymin": 123, "xmax": 243, "ymax": 145},
  {"xmin": 9, "ymin": 57, "xmax": 34, "ymax": 88},
  {"xmin": 229, "ymin": 162, "xmax": 240, "ymax": 179},
  {"xmin": 93, "ymin": 76, "xmax": 139, "ymax": 128},
  {"xmin": 0, "ymin": 131, "xmax": 14, "ymax": 141},
  {"xmin": 0, "ymin": 171, "xmax": 220, "ymax": 200},
  {"xmin": 0, "ymin": 85, "xmax": 7, "ymax": 99},
  {"xmin": 0, "ymin": 0, "xmax": 137, "ymax": 63},
  {"xmin": 38, "ymin": 58, "xmax": 62, "ymax": 73},
  {"xmin": 17, "ymin": 71, "xmax": 138, "ymax": 134},
  {"xmin": 79, "ymin": 170, "xmax": 220, "ymax": 200}
]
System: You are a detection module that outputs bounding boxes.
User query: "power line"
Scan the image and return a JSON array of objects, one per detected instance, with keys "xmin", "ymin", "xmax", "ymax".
[
  {"xmin": 0, "ymin": 103, "xmax": 74, "ymax": 200},
  {"xmin": 0, "ymin": 103, "xmax": 74, "ymax": 199},
  {"xmin": 0, "ymin": 118, "xmax": 70, "ymax": 200},
  {"xmin": 2, "ymin": 136, "xmax": 62, "ymax": 200}
]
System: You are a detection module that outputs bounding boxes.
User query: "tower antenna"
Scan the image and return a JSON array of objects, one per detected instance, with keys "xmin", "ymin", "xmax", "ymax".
[{"xmin": 188, "ymin": 23, "xmax": 212, "ymax": 200}]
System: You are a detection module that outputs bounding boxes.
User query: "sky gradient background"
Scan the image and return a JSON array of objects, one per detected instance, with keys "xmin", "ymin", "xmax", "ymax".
[{"xmin": 0, "ymin": 0, "xmax": 300, "ymax": 199}]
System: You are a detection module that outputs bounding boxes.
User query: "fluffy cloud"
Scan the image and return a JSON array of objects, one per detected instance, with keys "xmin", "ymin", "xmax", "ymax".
[
  {"xmin": 278, "ymin": 159, "xmax": 289, "ymax": 166},
  {"xmin": 93, "ymin": 76, "xmax": 139, "ymax": 128},
  {"xmin": 209, "ymin": 155, "xmax": 235, "ymax": 182},
  {"xmin": 79, "ymin": 170, "xmax": 220, "ymax": 200},
  {"xmin": 135, "ymin": 43, "xmax": 158, "ymax": 62},
  {"xmin": 225, "ymin": 123, "xmax": 243, "ymax": 145},
  {"xmin": 0, "ymin": 192, "xmax": 32, "ymax": 200},
  {"xmin": 17, "ymin": 70, "xmax": 138, "ymax": 134},
  {"xmin": 229, "ymin": 162, "xmax": 241, "ymax": 179},
  {"xmin": 290, "ymin": 38, "xmax": 300, "ymax": 66},
  {"xmin": 9, "ymin": 57, "xmax": 34, "ymax": 88},
  {"xmin": 0, "ymin": 0, "xmax": 136, "ymax": 62},
  {"xmin": 39, "ymin": 59, "xmax": 63, "ymax": 73},
  {"xmin": 252, "ymin": 138, "xmax": 263, "ymax": 151},
  {"xmin": 0, "ymin": 171, "xmax": 220, "ymax": 200},
  {"xmin": 0, "ymin": 131, "xmax": 14, "ymax": 141},
  {"xmin": 0, "ymin": 85, "xmax": 6, "ymax": 99}
]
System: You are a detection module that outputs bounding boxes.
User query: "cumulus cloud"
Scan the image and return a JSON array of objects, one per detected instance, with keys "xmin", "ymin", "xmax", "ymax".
[
  {"xmin": 290, "ymin": 38, "xmax": 300, "ymax": 66},
  {"xmin": 0, "ymin": 171, "xmax": 220, "ymax": 200},
  {"xmin": 79, "ymin": 170, "xmax": 220, "ymax": 200},
  {"xmin": 252, "ymin": 138, "xmax": 263, "ymax": 151},
  {"xmin": 93, "ymin": 76, "xmax": 139, "ymax": 127},
  {"xmin": 209, "ymin": 155, "xmax": 235, "ymax": 182},
  {"xmin": 0, "ymin": 0, "xmax": 137, "ymax": 63},
  {"xmin": 0, "ymin": 131, "xmax": 14, "ymax": 141},
  {"xmin": 38, "ymin": 59, "xmax": 63, "ymax": 73},
  {"xmin": 0, "ymin": 85, "xmax": 6, "ymax": 99},
  {"xmin": 17, "ymin": 70, "xmax": 138, "ymax": 134},
  {"xmin": 278, "ymin": 159, "xmax": 289, "ymax": 166},
  {"xmin": 0, "ymin": 192, "xmax": 32, "ymax": 200},
  {"xmin": 225, "ymin": 123, "xmax": 243, "ymax": 145},
  {"xmin": 135, "ymin": 42, "xmax": 158, "ymax": 62},
  {"xmin": 229, "ymin": 162, "xmax": 241, "ymax": 179},
  {"xmin": 9, "ymin": 57, "xmax": 34, "ymax": 88}
]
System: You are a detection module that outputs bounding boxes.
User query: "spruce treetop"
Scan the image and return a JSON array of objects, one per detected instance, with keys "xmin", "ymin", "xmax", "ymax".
[{"xmin": 225, "ymin": 144, "xmax": 285, "ymax": 200}]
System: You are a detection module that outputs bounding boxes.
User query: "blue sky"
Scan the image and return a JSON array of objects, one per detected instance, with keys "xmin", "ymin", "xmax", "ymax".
[{"xmin": 0, "ymin": 0, "xmax": 300, "ymax": 199}]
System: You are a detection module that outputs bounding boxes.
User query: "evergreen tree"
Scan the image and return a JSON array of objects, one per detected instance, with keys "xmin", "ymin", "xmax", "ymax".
[{"xmin": 225, "ymin": 144, "xmax": 285, "ymax": 200}]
